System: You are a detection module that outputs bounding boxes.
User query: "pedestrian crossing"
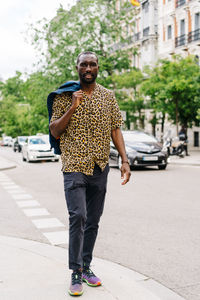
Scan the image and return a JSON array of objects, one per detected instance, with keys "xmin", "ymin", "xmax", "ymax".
[{"xmin": 0, "ymin": 172, "xmax": 68, "ymax": 246}]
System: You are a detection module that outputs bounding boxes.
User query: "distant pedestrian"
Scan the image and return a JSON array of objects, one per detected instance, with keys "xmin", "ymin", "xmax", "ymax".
[
  {"xmin": 49, "ymin": 51, "xmax": 131, "ymax": 296},
  {"xmin": 179, "ymin": 125, "xmax": 189, "ymax": 156}
]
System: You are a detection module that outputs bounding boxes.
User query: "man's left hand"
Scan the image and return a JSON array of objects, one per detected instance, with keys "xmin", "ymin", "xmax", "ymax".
[{"xmin": 121, "ymin": 162, "xmax": 131, "ymax": 185}]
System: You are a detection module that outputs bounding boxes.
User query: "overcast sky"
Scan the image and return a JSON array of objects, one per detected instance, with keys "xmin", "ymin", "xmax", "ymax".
[{"xmin": 0, "ymin": 0, "xmax": 76, "ymax": 80}]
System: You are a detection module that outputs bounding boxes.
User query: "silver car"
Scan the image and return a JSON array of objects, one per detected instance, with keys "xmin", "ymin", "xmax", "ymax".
[
  {"xmin": 109, "ymin": 131, "xmax": 168, "ymax": 170},
  {"xmin": 22, "ymin": 136, "xmax": 59, "ymax": 162}
]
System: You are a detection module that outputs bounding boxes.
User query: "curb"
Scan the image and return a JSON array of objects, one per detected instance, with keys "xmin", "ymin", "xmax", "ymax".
[
  {"xmin": 0, "ymin": 157, "xmax": 16, "ymax": 171},
  {"xmin": 0, "ymin": 235, "xmax": 185, "ymax": 300}
]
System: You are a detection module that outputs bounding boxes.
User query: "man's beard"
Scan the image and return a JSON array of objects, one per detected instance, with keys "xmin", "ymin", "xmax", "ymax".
[{"xmin": 80, "ymin": 72, "xmax": 97, "ymax": 84}]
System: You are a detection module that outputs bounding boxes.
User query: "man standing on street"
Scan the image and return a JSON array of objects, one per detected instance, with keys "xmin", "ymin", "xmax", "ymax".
[{"xmin": 49, "ymin": 51, "xmax": 131, "ymax": 296}]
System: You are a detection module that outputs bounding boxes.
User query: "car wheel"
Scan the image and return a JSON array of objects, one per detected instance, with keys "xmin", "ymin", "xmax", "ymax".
[
  {"xmin": 26, "ymin": 154, "xmax": 30, "ymax": 163},
  {"xmin": 158, "ymin": 164, "xmax": 167, "ymax": 170},
  {"xmin": 22, "ymin": 155, "xmax": 26, "ymax": 161},
  {"xmin": 118, "ymin": 156, "xmax": 122, "ymax": 169}
]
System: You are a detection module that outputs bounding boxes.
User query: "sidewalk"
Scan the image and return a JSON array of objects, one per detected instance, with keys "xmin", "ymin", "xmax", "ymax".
[
  {"xmin": 168, "ymin": 150, "xmax": 200, "ymax": 166},
  {"xmin": 0, "ymin": 156, "xmax": 16, "ymax": 171},
  {"xmin": 0, "ymin": 235, "xmax": 185, "ymax": 300}
]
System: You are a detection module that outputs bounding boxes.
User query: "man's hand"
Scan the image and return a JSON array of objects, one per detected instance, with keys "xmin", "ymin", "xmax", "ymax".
[
  {"xmin": 72, "ymin": 90, "xmax": 83, "ymax": 109},
  {"xmin": 121, "ymin": 162, "xmax": 131, "ymax": 185}
]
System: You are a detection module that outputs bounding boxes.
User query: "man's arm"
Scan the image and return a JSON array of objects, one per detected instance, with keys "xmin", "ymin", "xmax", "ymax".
[
  {"xmin": 50, "ymin": 90, "xmax": 83, "ymax": 138},
  {"xmin": 111, "ymin": 128, "xmax": 131, "ymax": 185}
]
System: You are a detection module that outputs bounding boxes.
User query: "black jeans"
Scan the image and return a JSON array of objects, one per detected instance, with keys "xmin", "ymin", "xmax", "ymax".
[{"xmin": 63, "ymin": 164, "xmax": 109, "ymax": 270}]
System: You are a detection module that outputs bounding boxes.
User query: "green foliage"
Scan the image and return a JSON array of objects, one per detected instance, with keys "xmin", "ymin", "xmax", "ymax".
[
  {"xmin": 141, "ymin": 55, "xmax": 200, "ymax": 132},
  {"xmin": 30, "ymin": 0, "xmax": 135, "ymax": 83},
  {"xmin": 1, "ymin": 0, "xmax": 138, "ymax": 137},
  {"xmin": 112, "ymin": 68, "xmax": 145, "ymax": 129}
]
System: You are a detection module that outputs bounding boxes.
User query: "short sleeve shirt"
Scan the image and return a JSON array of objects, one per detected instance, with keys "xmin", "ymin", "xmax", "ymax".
[{"xmin": 50, "ymin": 83, "xmax": 123, "ymax": 175}]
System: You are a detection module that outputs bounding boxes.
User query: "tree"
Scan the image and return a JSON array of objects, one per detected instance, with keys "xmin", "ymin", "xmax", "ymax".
[
  {"xmin": 112, "ymin": 68, "xmax": 145, "ymax": 129},
  {"xmin": 141, "ymin": 55, "xmax": 200, "ymax": 135},
  {"xmin": 30, "ymin": 0, "xmax": 136, "ymax": 86}
]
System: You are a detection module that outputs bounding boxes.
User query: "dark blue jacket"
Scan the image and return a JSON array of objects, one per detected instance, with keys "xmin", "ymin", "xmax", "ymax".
[{"xmin": 47, "ymin": 81, "xmax": 81, "ymax": 154}]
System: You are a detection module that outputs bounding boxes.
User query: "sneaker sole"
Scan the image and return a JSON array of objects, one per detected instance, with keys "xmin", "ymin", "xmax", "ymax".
[
  {"xmin": 68, "ymin": 289, "xmax": 83, "ymax": 296},
  {"xmin": 82, "ymin": 278, "xmax": 101, "ymax": 287}
]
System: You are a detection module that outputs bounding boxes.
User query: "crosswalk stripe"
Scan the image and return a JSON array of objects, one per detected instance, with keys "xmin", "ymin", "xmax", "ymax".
[
  {"xmin": 31, "ymin": 218, "xmax": 65, "ymax": 229},
  {"xmin": 43, "ymin": 231, "xmax": 68, "ymax": 245}
]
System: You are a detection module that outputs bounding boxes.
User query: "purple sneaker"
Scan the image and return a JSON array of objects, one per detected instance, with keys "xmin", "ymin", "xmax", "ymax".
[
  {"xmin": 68, "ymin": 270, "xmax": 83, "ymax": 296},
  {"xmin": 82, "ymin": 268, "xmax": 102, "ymax": 287}
]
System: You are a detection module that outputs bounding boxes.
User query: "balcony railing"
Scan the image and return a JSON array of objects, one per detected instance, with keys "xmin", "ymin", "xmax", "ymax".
[
  {"xmin": 175, "ymin": 0, "xmax": 186, "ymax": 8},
  {"xmin": 143, "ymin": 27, "xmax": 150, "ymax": 37},
  {"xmin": 188, "ymin": 28, "xmax": 200, "ymax": 43},
  {"xmin": 175, "ymin": 34, "xmax": 186, "ymax": 47},
  {"xmin": 135, "ymin": 32, "xmax": 140, "ymax": 41}
]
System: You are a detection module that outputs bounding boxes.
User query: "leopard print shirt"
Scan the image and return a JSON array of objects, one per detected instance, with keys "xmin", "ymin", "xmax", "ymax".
[{"xmin": 50, "ymin": 83, "xmax": 123, "ymax": 175}]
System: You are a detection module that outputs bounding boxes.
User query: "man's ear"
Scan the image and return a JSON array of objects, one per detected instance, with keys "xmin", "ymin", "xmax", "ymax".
[{"xmin": 76, "ymin": 65, "xmax": 78, "ymax": 71}]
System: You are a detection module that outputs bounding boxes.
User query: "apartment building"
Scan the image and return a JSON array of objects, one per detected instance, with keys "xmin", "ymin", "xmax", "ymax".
[
  {"xmin": 158, "ymin": 0, "xmax": 200, "ymax": 61},
  {"xmin": 114, "ymin": 0, "xmax": 158, "ymax": 68}
]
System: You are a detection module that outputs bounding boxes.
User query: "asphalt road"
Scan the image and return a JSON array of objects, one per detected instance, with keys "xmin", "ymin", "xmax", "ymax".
[{"xmin": 0, "ymin": 147, "xmax": 200, "ymax": 300}]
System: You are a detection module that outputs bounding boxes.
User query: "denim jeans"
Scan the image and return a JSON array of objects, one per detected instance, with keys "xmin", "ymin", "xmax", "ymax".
[{"xmin": 63, "ymin": 164, "xmax": 109, "ymax": 270}]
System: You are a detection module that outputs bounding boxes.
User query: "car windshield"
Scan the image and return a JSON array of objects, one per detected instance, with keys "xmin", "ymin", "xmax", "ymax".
[
  {"xmin": 29, "ymin": 138, "xmax": 46, "ymax": 145},
  {"xmin": 19, "ymin": 137, "xmax": 27, "ymax": 142},
  {"xmin": 123, "ymin": 132, "xmax": 157, "ymax": 144}
]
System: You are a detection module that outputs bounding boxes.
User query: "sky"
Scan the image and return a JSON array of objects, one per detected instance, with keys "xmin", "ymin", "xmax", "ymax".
[{"xmin": 0, "ymin": 0, "xmax": 76, "ymax": 81}]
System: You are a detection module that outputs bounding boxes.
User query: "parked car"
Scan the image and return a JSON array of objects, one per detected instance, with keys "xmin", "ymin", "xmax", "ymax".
[
  {"xmin": 13, "ymin": 136, "xmax": 28, "ymax": 152},
  {"xmin": 22, "ymin": 136, "xmax": 59, "ymax": 162},
  {"xmin": 109, "ymin": 131, "xmax": 168, "ymax": 170},
  {"xmin": 2, "ymin": 136, "xmax": 12, "ymax": 146}
]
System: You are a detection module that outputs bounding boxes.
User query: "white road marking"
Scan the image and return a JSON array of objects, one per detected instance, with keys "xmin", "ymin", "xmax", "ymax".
[
  {"xmin": 22, "ymin": 208, "xmax": 50, "ymax": 217},
  {"xmin": 7, "ymin": 188, "xmax": 25, "ymax": 194},
  {"xmin": 43, "ymin": 231, "xmax": 68, "ymax": 245},
  {"xmin": 16, "ymin": 200, "xmax": 40, "ymax": 208},
  {"xmin": 12, "ymin": 194, "xmax": 33, "ymax": 200},
  {"xmin": 3, "ymin": 185, "xmax": 21, "ymax": 190},
  {"xmin": 31, "ymin": 218, "xmax": 65, "ymax": 229},
  {"xmin": 1, "ymin": 173, "xmax": 68, "ymax": 245},
  {"xmin": 1, "ymin": 182, "xmax": 17, "ymax": 186},
  {"xmin": 0, "ymin": 179, "xmax": 14, "ymax": 183}
]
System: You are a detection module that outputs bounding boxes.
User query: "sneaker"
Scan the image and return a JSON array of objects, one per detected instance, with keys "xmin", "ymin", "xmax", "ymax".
[
  {"xmin": 82, "ymin": 268, "xmax": 101, "ymax": 287},
  {"xmin": 68, "ymin": 270, "xmax": 83, "ymax": 296}
]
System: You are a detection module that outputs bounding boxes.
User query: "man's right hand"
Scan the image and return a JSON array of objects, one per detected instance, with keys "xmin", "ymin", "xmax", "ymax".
[{"xmin": 72, "ymin": 90, "xmax": 83, "ymax": 109}]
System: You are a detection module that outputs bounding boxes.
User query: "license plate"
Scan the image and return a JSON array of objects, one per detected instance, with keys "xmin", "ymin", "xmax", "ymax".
[{"xmin": 143, "ymin": 156, "xmax": 158, "ymax": 161}]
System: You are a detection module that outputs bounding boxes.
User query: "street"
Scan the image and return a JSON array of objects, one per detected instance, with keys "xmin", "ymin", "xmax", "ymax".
[{"xmin": 0, "ymin": 147, "xmax": 200, "ymax": 300}]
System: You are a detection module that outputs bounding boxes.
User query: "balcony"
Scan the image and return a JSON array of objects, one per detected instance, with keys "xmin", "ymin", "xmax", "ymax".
[
  {"xmin": 143, "ymin": 27, "xmax": 150, "ymax": 37},
  {"xmin": 175, "ymin": 0, "xmax": 186, "ymax": 8},
  {"xmin": 188, "ymin": 29, "xmax": 200, "ymax": 43},
  {"xmin": 135, "ymin": 32, "xmax": 140, "ymax": 41},
  {"xmin": 175, "ymin": 34, "xmax": 186, "ymax": 47}
]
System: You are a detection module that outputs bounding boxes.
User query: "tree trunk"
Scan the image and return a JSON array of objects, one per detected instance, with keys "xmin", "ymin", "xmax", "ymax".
[
  {"xmin": 175, "ymin": 98, "xmax": 179, "ymax": 135},
  {"xmin": 161, "ymin": 112, "xmax": 165, "ymax": 142}
]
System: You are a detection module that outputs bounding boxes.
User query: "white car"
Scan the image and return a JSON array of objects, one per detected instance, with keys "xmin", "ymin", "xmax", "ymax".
[{"xmin": 22, "ymin": 136, "xmax": 59, "ymax": 162}]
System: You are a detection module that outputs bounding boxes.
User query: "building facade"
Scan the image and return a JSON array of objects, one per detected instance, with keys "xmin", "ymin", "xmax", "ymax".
[
  {"xmin": 158, "ymin": 0, "xmax": 200, "ymax": 62},
  {"xmin": 117, "ymin": 0, "xmax": 200, "ymax": 148}
]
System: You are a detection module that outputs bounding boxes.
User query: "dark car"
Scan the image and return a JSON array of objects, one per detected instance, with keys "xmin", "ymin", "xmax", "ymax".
[
  {"xmin": 13, "ymin": 136, "xmax": 27, "ymax": 152},
  {"xmin": 109, "ymin": 131, "xmax": 168, "ymax": 170}
]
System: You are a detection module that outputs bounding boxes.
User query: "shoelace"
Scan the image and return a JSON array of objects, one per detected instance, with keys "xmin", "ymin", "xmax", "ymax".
[
  {"xmin": 72, "ymin": 271, "xmax": 82, "ymax": 285},
  {"xmin": 83, "ymin": 268, "xmax": 96, "ymax": 278}
]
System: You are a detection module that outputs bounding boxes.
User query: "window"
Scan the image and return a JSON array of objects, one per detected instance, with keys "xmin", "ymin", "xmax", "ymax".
[
  {"xmin": 167, "ymin": 25, "xmax": 172, "ymax": 39},
  {"xmin": 142, "ymin": 1, "xmax": 149, "ymax": 13},
  {"xmin": 180, "ymin": 19, "xmax": 185, "ymax": 35},
  {"xmin": 195, "ymin": 13, "xmax": 200, "ymax": 30}
]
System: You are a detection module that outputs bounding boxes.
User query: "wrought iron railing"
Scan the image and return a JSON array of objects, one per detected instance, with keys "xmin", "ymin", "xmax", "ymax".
[
  {"xmin": 175, "ymin": 34, "xmax": 186, "ymax": 47},
  {"xmin": 143, "ymin": 27, "xmax": 150, "ymax": 37},
  {"xmin": 175, "ymin": 0, "xmax": 186, "ymax": 8},
  {"xmin": 188, "ymin": 28, "xmax": 200, "ymax": 43}
]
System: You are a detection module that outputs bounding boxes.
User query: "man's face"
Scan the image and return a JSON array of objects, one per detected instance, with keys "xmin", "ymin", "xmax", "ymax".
[{"xmin": 76, "ymin": 54, "xmax": 99, "ymax": 84}]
